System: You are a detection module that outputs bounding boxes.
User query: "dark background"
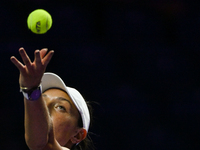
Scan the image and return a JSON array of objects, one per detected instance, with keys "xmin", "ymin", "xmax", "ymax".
[{"xmin": 0, "ymin": 0, "xmax": 200, "ymax": 149}]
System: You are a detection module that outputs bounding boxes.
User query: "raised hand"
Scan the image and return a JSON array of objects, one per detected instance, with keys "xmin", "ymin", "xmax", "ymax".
[{"xmin": 10, "ymin": 47, "xmax": 54, "ymax": 89}]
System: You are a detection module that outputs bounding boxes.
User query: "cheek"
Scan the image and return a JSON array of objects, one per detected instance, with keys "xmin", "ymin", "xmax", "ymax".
[
  {"xmin": 52, "ymin": 114, "xmax": 77, "ymax": 135},
  {"xmin": 52, "ymin": 115, "xmax": 75, "ymax": 145},
  {"xmin": 50, "ymin": 112, "xmax": 79, "ymax": 146}
]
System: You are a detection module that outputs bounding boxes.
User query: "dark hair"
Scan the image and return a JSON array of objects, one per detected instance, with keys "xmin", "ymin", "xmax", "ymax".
[{"xmin": 71, "ymin": 101, "xmax": 95, "ymax": 150}]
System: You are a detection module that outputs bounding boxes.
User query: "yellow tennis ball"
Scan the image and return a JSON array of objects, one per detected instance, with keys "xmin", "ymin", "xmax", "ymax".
[{"xmin": 27, "ymin": 9, "xmax": 52, "ymax": 34}]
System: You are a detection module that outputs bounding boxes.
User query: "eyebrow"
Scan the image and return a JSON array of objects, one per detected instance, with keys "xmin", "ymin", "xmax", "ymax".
[
  {"xmin": 57, "ymin": 97, "xmax": 72, "ymax": 107},
  {"xmin": 42, "ymin": 94, "xmax": 72, "ymax": 107}
]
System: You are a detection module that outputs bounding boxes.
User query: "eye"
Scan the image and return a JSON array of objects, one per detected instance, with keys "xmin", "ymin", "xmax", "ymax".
[{"xmin": 56, "ymin": 105, "xmax": 66, "ymax": 111}]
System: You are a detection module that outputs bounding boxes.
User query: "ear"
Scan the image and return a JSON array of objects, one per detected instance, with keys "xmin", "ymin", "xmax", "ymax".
[{"xmin": 70, "ymin": 128, "xmax": 87, "ymax": 144}]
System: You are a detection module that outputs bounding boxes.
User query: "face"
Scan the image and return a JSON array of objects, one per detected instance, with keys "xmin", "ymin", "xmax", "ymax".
[{"xmin": 43, "ymin": 88, "xmax": 80, "ymax": 146}]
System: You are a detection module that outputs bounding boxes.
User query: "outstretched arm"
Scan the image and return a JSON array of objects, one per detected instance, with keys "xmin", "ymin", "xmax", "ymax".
[{"xmin": 10, "ymin": 47, "xmax": 54, "ymax": 149}]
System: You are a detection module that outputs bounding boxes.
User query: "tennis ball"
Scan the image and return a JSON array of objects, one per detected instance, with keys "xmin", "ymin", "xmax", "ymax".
[{"xmin": 27, "ymin": 9, "xmax": 52, "ymax": 34}]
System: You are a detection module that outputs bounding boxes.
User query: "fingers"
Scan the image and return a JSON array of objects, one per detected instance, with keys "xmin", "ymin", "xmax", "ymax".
[
  {"xmin": 19, "ymin": 48, "xmax": 32, "ymax": 69},
  {"xmin": 10, "ymin": 56, "xmax": 25, "ymax": 72},
  {"xmin": 35, "ymin": 48, "xmax": 53, "ymax": 67},
  {"xmin": 43, "ymin": 50, "xmax": 54, "ymax": 67},
  {"xmin": 40, "ymin": 48, "xmax": 48, "ymax": 58},
  {"xmin": 34, "ymin": 50, "xmax": 42, "ymax": 66},
  {"xmin": 11, "ymin": 47, "xmax": 54, "ymax": 73}
]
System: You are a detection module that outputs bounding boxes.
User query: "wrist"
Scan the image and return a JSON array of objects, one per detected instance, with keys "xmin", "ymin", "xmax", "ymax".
[{"xmin": 20, "ymin": 85, "xmax": 42, "ymax": 101}]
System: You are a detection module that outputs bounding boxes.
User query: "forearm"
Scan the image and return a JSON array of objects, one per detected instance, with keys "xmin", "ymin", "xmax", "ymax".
[{"xmin": 24, "ymin": 96, "xmax": 51, "ymax": 149}]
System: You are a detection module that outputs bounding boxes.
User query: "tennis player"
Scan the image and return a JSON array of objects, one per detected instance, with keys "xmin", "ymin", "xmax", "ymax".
[{"xmin": 10, "ymin": 47, "xmax": 92, "ymax": 150}]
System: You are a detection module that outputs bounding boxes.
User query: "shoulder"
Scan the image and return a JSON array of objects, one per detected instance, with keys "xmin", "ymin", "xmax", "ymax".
[
  {"xmin": 42, "ymin": 142, "xmax": 70, "ymax": 150},
  {"xmin": 62, "ymin": 147, "xmax": 70, "ymax": 150},
  {"xmin": 43, "ymin": 145, "xmax": 70, "ymax": 150}
]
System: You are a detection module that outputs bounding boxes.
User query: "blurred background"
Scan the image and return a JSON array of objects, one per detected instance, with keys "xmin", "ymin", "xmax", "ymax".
[{"xmin": 1, "ymin": 0, "xmax": 200, "ymax": 149}]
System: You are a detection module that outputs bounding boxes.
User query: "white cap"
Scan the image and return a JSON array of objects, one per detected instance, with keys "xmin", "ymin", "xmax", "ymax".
[{"xmin": 41, "ymin": 72, "xmax": 90, "ymax": 132}]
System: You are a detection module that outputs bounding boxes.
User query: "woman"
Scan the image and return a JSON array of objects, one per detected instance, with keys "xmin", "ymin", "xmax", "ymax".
[{"xmin": 10, "ymin": 47, "xmax": 92, "ymax": 150}]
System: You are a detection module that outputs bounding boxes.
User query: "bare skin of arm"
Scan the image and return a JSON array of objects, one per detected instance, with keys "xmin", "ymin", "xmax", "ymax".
[{"xmin": 10, "ymin": 48, "xmax": 68, "ymax": 150}]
